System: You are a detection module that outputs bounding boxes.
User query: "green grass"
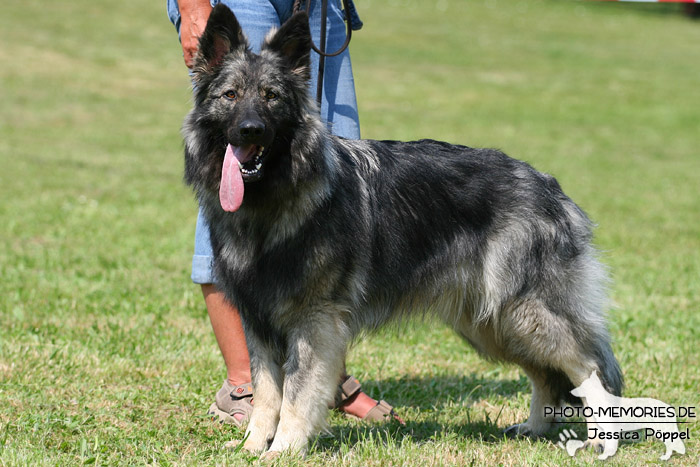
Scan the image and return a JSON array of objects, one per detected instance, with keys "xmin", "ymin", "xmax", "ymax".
[{"xmin": 1, "ymin": 0, "xmax": 699, "ymax": 465}]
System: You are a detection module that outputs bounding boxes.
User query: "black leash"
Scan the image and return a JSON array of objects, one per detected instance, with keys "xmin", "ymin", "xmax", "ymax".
[{"xmin": 293, "ymin": 0, "xmax": 353, "ymax": 107}]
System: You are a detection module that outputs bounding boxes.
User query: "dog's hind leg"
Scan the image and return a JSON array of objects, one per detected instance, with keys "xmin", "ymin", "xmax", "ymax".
[
  {"xmin": 556, "ymin": 332, "xmax": 623, "ymax": 455},
  {"xmin": 544, "ymin": 348, "xmax": 614, "ymax": 454},
  {"xmin": 266, "ymin": 310, "xmax": 349, "ymax": 456},
  {"xmin": 451, "ymin": 301, "xmax": 564, "ymax": 437},
  {"xmin": 242, "ymin": 337, "xmax": 284, "ymax": 454},
  {"xmin": 498, "ymin": 299, "xmax": 613, "ymax": 441},
  {"xmin": 503, "ymin": 366, "xmax": 559, "ymax": 437}
]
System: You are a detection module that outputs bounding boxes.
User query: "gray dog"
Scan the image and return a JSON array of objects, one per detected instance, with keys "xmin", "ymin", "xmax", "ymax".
[{"xmin": 182, "ymin": 5, "xmax": 623, "ymax": 457}]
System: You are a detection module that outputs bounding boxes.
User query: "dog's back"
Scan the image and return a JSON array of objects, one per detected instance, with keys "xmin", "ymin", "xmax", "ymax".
[{"xmin": 334, "ymin": 137, "xmax": 623, "ymax": 405}]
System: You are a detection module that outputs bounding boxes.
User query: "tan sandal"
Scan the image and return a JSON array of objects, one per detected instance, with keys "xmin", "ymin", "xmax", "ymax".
[
  {"xmin": 336, "ymin": 375, "xmax": 405, "ymax": 425},
  {"xmin": 207, "ymin": 380, "xmax": 254, "ymax": 427}
]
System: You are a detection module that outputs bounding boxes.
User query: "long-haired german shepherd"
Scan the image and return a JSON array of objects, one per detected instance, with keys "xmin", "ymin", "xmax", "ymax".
[{"xmin": 183, "ymin": 5, "xmax": 623, "ymax": 457}]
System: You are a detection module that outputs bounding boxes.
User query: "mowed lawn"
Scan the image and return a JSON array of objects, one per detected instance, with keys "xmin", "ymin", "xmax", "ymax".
[{"xmin": 1, "ymin": 0, "xmax": 698, "ymax": 465}]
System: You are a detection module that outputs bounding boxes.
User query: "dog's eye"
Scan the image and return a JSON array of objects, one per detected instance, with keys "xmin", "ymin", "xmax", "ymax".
[
  {"xmin": 223, "ymin": 90, "xmax": 237, "ymax": 100},
  {"xmin": 265, "ymin": 91, "xmax": 278, "ymax": 101}
]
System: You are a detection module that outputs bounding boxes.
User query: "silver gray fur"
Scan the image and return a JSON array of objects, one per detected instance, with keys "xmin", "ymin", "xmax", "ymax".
[{"xmin": 183, "ymin": 5, "xmax": 623, "ymax": 456}]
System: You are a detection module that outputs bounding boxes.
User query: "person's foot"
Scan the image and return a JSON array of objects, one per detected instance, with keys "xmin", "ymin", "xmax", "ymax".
[
  {"xmin": 208, "ymin": 376, "xmax": 404, "ymax": 427},
  {"xmin": 208, "ymin": 380, "xmax": 254, "ymax": 427},
  {"xmin": 335, "ymin": 375, "xmax": 405, "ymax": 424}
]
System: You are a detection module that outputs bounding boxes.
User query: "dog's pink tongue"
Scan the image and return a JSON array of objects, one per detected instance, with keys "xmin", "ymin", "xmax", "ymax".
[{"xmin": 219, "ymin": 144, "xmax": 246, "ymax": 212}]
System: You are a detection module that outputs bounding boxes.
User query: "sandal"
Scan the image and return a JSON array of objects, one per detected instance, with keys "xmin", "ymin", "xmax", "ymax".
[
  {"xmin": 208, "ymin": 380, "xmax": 254, "ymax": 427},
  {"xmin": 209, "ymin": 376, "xmax": 404, "ymax": 427},
  {"xmin": 336, "ymin": 375, "xmax": 405, "ymax": 425}
]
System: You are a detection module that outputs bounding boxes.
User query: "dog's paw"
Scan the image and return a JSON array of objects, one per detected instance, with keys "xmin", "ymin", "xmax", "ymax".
[
  {"xmin": 224, "ymin": 439, "xmax": 243, "ymax": 451},
  {"xmin": 243, "ymin": 436, "xmax": 271, "ymax": 454},
  {"xmin": 241, "ymin": 423, "xmax": 277, "ymax": 453},
  {"xmin": 504, "ymin": 422, "xmax": 538, "ymax": 438},
  {"xmin": 583, "ymin": 438, "xmax": 605, "ymax": 454},
  {"xmin": 504, "ymin": 420, "xmax": 552, "ymax": 438},
  {"xmin": 260, "ymin": 450, "xmax": 281, "ymax": 461}
]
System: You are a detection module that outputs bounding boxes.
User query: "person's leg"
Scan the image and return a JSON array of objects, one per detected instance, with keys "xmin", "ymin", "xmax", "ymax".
[
  {"xmin": 202, "ymin": 284, "xmax": 250, "ymax": 386},
  {"xmin": 202, "ymin": 1, "xmax": 284, "ymax": 378},
  {"xmin": 189, "ymin": 0, "xmax": 283, "ymax": 425},
  {"xmin": 191, "ymin": 208, "xmax": 253, "ymax": 424},
  {"xmin": 202, "ymin": 287, "xmax": 254, "ymax": 425}
]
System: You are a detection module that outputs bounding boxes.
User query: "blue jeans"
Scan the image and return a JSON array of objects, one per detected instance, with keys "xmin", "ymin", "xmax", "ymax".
[{"xmin": 167, "ymin": 0, "xmax": 361, "ymax": 284}]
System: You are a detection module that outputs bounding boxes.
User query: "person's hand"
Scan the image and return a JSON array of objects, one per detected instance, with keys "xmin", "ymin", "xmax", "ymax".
[{"xmin": 179, "ymin": 0, "xmax": 213, "ymax": 68}]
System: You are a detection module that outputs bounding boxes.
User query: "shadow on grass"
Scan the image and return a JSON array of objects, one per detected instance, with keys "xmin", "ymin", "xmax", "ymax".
[
  {"xmin": 593, "ymin": 2, "xmax": 692, "ymax": 19},
  {"xmin": 311, "ymin": 373, "xmax": 543, "ymax": 454},
  {"xmin": 312, "ymin": 418, "xmax": 565, "ymax": 456},
  {"xmin": 355, "ymin": 373, "xmax": 531, "ymax": 411}
]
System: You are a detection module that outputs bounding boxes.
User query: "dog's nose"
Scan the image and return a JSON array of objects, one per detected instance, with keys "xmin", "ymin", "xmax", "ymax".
[{"xmin": 239, "ymin": 120, "xmax": 265, "ymax": 140}]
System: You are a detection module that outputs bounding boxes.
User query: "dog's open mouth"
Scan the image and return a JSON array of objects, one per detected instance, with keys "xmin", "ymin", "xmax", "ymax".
[
  {"xmin": 219, "ymin": 144, "xmax": 266, "ymax": 212},
  {"xmin": 236, "ymin": 144, "xmax": 266, "ymax": 180}
]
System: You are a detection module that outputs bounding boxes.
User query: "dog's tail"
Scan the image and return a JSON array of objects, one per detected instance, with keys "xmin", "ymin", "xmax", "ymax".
[
  {"xmin": 594, "ymin": 338, "xmax": 624, "ymax": 396},
  {"xmin": 546, "ymin": 339, "xmax": 623, "ymax": 405}
]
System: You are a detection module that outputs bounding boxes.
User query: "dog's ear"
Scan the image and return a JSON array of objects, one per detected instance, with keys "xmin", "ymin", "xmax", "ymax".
[
  {"xmin": 194, "ymin": 4, "xmax": 248, "ymax": 73},
  {"xmin": 263, "ymin": 12, "xmax": 312, "ymax": 79}
]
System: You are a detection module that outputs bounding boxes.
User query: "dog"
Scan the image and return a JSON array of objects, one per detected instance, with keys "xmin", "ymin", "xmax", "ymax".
[
  {"xmin": 182, "ymin": 4, "xmax": 624, "ymax": 457},
  {"xmin": 570, "ymin": 371, "xmax": 685, "ymax": 460}
]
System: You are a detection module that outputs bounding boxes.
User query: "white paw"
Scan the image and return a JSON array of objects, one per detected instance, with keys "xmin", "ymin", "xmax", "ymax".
[
  {"xmin": 260, "ymin": 450, "xmax": 281, "ymax": 461},
  {"xmin": 242, "ymin": 429, "xmax": 273, "ymax": 453}
]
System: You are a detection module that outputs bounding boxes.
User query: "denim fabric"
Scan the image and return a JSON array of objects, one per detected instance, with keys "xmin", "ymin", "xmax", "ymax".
[{"xmin": 167, "ymin": 0, "xmax": 361, "ymax": 283}]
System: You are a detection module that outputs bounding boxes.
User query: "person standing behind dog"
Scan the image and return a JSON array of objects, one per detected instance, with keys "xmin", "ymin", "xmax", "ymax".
[{"xmin": 167, "ymin": 0, "xmax": 401, "ymax": 426}]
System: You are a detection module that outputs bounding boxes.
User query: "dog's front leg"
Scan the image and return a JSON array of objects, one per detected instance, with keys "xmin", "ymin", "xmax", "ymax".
[
  {"xmin": 241, "ymin": 336, "xmax": 284, "ymax": 453},
  {"xmin": 266, "ymin": 314, "xmax": 348, "ymax": 456}
]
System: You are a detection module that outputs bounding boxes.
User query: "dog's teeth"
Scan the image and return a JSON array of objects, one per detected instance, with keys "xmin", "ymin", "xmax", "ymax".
[
  {"xmin": 256, "ymin": 163, "xmax": 262, "ymax": 170},
  {"xmin": 238, "ymin": 161, "xmax": 243, "ymax": 170}
]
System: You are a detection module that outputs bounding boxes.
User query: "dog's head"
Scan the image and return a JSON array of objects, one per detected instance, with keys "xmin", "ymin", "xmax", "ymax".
[{"xmin": 185, "ymin": 5, "xmax": 316, "ymax": 212}]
